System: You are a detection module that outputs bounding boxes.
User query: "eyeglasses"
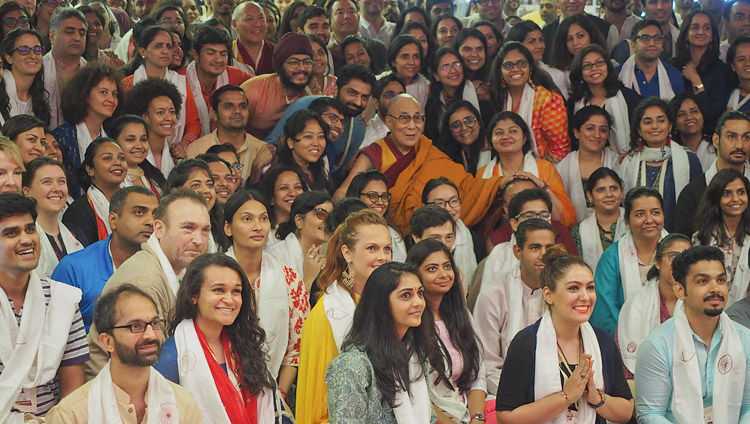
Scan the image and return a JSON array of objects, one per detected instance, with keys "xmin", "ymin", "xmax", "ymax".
[
  {"xmin": 581, "ymin": 59, "xmax": 607, "ymax": 72},
  {"xmin": 387, "ymin": 113, "xmax": 426, "ymax": 124},
  {"xmin": 439, "ymin": 61, "xmax": 463, "ymax": 73},
  {"xmin": 428, "ymin": 196, "xmax": 461, "ymax": 209},
  {"xmin": 450, "ymin": 116, "xmax": 477, "ymax": 133},
  {"xmin": 3, "ymin": 17, "xmax": 29, "ymax": 27},
  {"xmin": 159, "ymin": 18, "xmax": 185, "ymax": 26},
  {"xmin": 285, "ymin": 58, "xmax": 313, "ymax": 68},
  {"xmin": 514, "ymin": 210, "xmax": 552, "ymax": 221},
  {"xmin": 382, "ymin": 90, "xmax": 401, "ymax": 99},
  {"xmin": 322, "ymin": 112, "xmax": 343, "ymax": 124},
  {"xmin": 501, "ymin": 59, "xmax": 529, "ymax": 70},
  {"xmin": 663, "ymin": 251, "xmax": 683, "ymax": 261},
  {"xmin": 360, "ymin": 191, "xmax": 391, "ymax": 203},
  {"xmin": 311, "ymin": 207, "xmax": 329, "ymax": 220},
  {"xmin": 635, "ymin": 34, "xmax": 664, "ymax": 43},
  {"xmin": 11, "ymin": 45, "xmax": 43, "ymax": 56},
  {"xmin": 112, "ymin": 318, "xmax": 166, "ymax": 334}
]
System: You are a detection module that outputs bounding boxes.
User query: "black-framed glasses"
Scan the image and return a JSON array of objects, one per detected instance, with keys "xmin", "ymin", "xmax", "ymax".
[
  {"xmin": 635, "ymin": 34, "xmax": 664, "ymax": 43},
  {"xmin": 514, "ymin": 210, "xmax": 552, "ymax": 221},
  {"xmin": 360, "ymin": 191, "xmax": 391, "ymax": 203},
  {"xmin": 428, "ymin": 196, "xmax": 461, "ymax": 209},
  {"xmin": 501, "ymin": 59, "xmax": 529, "ymax": 70},
  {"xmin": 581, "ymin": 59, "xmax": 607, "ymax": 72},
  {"xmin": 450, "ymin": 116, "xmax": 477, "ymax": 133},
  {"xmin": 322, "ymin": 112, "xmax": 343, "ymax": 124},
  {"xmin": 3, "ymin": 17, "xmax": 29, "ymax": 27},
  {"xmin": 285, "ymin": 58, "xmax": 313, "ymax": 68},
  {"xmin": 388, "ymin": 113, "xmax": 426, "ymax": 124},
  {"xmin": 11, "ymin": 45, "xmax": 43, "ymax": 56},
  {"xmin": 112, "ymin": 318, "xmax": 166, "ymax": 334},
  {"xmin": 311, "ymin": 207, "xmax": 330, "ymax": 220}
]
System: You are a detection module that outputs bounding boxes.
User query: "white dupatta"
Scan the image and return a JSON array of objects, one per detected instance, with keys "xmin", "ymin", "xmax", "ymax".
[
  {"xmin": 504, "ymin": 83, "xmax": 539, "ymax": 157},
  {"xmin": 173, "ymin": 319, "xmax": 277, "ymax": 423},
  {"xmin": 478, "ymin": 236, "xmax": 519, "ymax": 296},
  {"xmin": 393, "ymin": 354, "xmax": 432, "ymax": 424},
  {"xmin": 617, "ymin": 229, "xmax": 668, "ymax": 300},
  {"xmin": 133, "ymin": 66, "xmax": 188, "ymax": 146},
  {"xmin": 2, "ymin": 72, "xmax": 33, "ymax": 126},
  {"xmin": 555, "ymin": 148, "xmax": 617, "ymax": 222},
  {"xmin": 226, "ymin": 247, "xmax": 290, "ymax": 378},
  {"xmin": 145, "ymin": 139, "xmax": 175, "ymax": 178},
  {"xmin": 578, "ymin": 208, "xmax": 627, "ymax": 274},
  {"xmin": 389, "ymin": 225, "xmax": 407, "ymax": 262},
  {"xmin": 572, "ymin": 93, "xmax": 630, "ymax": 154},
  {"xmin": 186, "ymin": 62, "xmax": 229, "ymax": 137},
  {"xmin": 617, "ymin": 142, "xmax": 691, "ymax": 198},
  {"xmin": 618, "ymin": 56, "xmax": 675, "ymax": 100},
  {"xmin": 43, "ymin": 52, "xmax": 87, "ymax": 129},
  {"xmin": 36, "ymin": 221, "xmax": 83, "ymax": 279},
  {"xmin": 264, "ymin": 232, "xmax": 304, "ymax": 279},
  {"xmin": 0, "ymin": 273, "xmax": 81, "ymax": 423},
  {"xmin": 88, "ymin": 361, "xmax": 179, "ymax": 424},
  {"xmin": 323, "ymin": 281, "xmax": 356, "ymax": 350},
  {"xmin": 480, "ymin": 151, "xmax": 539, "ymax": 180},
  {"xmin": 88, "ymin": 185, "xmax": 112, "ymax": 234},
  {"xmin": 671, "ymin": 302, "xmax": 745, "ymax": 424},
  {"xmin": 453, "ymin": 219, "xmax": 478, "ymax": 287},
  {"xmin": 406, "ymin": 74, "xmax": 430, "ymax": 105},
  {"xmin": 617, "ymin": 277, "xmax": 661, "ymax": 374},
  {"xmin": 146, "ymin": 234, "xmax": 180, "ymax": 296},
  {"xmin": 76, "ymin": 122, "xmax": 107, "ymax": 163},
  {"xmin": 534, "ymin": 311, "xmax": 603, "ymax": 424}
]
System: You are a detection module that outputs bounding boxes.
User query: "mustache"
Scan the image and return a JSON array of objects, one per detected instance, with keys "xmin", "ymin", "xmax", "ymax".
[
  {"xmin": 704, "ymin": 293, "xmax": 725, "ymax": 302},
  {"xmin": 135, "ymin": 340, "xmax": 160, "ymax": 349},
  {"xmin": 731, "ymin": 149, "xmax": 748, "ymax": 156}
]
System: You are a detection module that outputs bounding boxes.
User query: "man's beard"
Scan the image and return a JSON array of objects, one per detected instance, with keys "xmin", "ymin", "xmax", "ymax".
[
  {"xmin": 114, "ymin": 336, "xmax": 163, "ymax": 367},
  {"xmin": 342, "ymin": 102, "xmax": 365, "ymax": 117},
  {"xmin": 702, "ymin": 293, "xmax": 726, "ymax": 317},
  {"xmin": 279, "ymin": 67, "xmax": 311, "ymax": 91}
]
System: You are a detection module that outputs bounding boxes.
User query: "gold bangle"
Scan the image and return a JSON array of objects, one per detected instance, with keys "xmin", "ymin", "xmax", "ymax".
[{"xmin": 561, "ymin": 390, "xmax": 570, "ymax": 402}]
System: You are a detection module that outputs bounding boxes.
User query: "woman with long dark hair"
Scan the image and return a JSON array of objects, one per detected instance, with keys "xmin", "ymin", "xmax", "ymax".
[
  {"xmin": 222, "ymin": 190, "xmax": 309, "ymax": 400},
  {"xmin": 454, "ymin": 28, "xmax": 490, "ymax": 101},
  {"xmin": 547, "ymin": 14, "xmax": 607, "ymax": 74},
  {"xmin": 326, "ymin": 261, "xmax": 436, "ymax": 423},
  {"xmin": 726, "ymin": 35, "xmax": 750, "ymax": 114},
  {"xmin": 156, "ymin": 253, "xmax": 286, "ymax": 423},
  {"xmin": 496, "ymin": 246, "xmax": 634, "ymax": 423},
  {"xmin": 489, "ymin": 42, "xmax": 569, "ymax": 163},
  {"xmin": 668, "ymin": 91, "xmax": 715, "ymax": 171},
  {"xmin": 0, "ymin": 3, "xmax": 31, "ymax": 45},
  {"xmin": 274, "ymin": 109, "xmax": 332, "ymax": 194},
  {"xmin": 617, "ymin": 97, "xmax": 702, "ymax": 231},
  {"xmin": 435, "ymin": 100, "xmax": 485, "ymax": 174},
  {"xmin": 257, "ymin": 166, "xmax": 308, "ymax": 247},
  {"xmin": 107, "ymin": 114, "xmax": 167, "ymax": 197},
  {"xmin": 670, "ymin": 10, "xmax": 729, "ymax": 131},
  {"xmin": 398, "ymin": 20, "xmax": 435, "ymax": 76},
  {"xmin": 387, "ymin": 34, "xmax": 430, "ymax": 105},
  {"xmin": 693, "ymin": 168, "xmax": 750, "ymax": 306},
  {"xmin": 567, "ymin": 45, "xmax": 642, "ymax": 155},
  {"xmin": 62, "ymin": 138, "xmax": 128, "ymax": 246},
  {"xmin": 505, "ymin": 20, "xmax": 567, "ymax": 100},
  {"xmin": 406, "ymin": 239, "xmax": 486, "ymax": 423},
  {"xmin": 2, "ymin": 114, "xmax": 45, "ymax": 164},
  {"xmin": 276, "ymin": 0, "xmax": 305, "ymax": 38},
  {"xmin": 297, "ymin": 209, "xmax": 392, "ymax": 423},
  {"xmin": 0, "ymin": 28, "xmax": 50, "ymax": 126},
  {"xmin": 307, "ymin": 34, "xmax": 337, "ymax": 96},
  {"xmin": 432, "ymin": 14, "xmax": 462, "ymax": 48}
]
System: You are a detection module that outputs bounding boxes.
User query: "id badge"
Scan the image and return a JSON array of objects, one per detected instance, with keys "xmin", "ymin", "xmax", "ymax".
[
  {"xmin": 14, "ymin": 387, "xmax": 37, "ymax": 414},
  {"xmin": 704, "ymin": 406, "xmax": 713, "ymax": 424}
]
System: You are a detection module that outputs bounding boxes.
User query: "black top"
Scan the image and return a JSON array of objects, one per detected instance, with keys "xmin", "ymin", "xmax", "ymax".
[
  {"xmin": 674, "ymin": 172, "xmax": 707, "ymax": 237},
  {"xmin": 62, "ymin": 194, "xmax": 98, "ymax": 247},
  {"xmin": 496, "ymin": 320, "xmax": 632, "ymax": 423},
  {"xmin": 542, "ymin": 14, "xmax": 613, "ymax": 64}
]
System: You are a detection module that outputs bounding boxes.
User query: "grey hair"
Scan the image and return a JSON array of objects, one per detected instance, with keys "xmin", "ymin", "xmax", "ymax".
[{"xmin": 50, "ymin": 7, "xmax": 88, "ymax": 33}]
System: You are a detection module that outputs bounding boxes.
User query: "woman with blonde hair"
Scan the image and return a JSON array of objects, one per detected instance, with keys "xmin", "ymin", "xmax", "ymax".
[
  {"xmin": 0, "ymin": 136, "xmax": 24, "ymax": 194},
  {"xmin": 296, "ymin": 209, "xmax": 393, "ymax": 424}
]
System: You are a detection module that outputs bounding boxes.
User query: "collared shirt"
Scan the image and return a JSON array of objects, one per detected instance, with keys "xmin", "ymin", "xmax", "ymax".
[
  {"xmin": 358, "ymin": 15, "xmax": 395, "ymax": 45},
  {"xmin": 186, "ymin": 129, "xmax": 266, "ymax": 181},
  {"xmin": 635, "ymin": 317, "xmax": 750, "ymax": 423},
  {"xmin": 617, "ymin": 60, "xmax": 685, "ymax": 99},
  {"xmin": 362, "ymin": 113, "xmax": 389, "ymax": 149}
]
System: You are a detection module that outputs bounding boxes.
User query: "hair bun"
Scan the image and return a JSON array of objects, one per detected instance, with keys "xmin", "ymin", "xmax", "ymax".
[{"xmin": 541, "ymin": 244, "xmax": 569, "ymax": 265}]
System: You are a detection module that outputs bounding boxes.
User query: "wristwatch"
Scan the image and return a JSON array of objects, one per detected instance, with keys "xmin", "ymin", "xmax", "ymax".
[
  {"xmin": 693, "ymin": 83, "xmax": 705, "ymax": 93},
  {"xmin": 589, "ymin": 389, "xmax": 606, "ymax": 409},
  {"xmin": 471, "ymin": 412, "xmax": 486, "ymax": 422}
]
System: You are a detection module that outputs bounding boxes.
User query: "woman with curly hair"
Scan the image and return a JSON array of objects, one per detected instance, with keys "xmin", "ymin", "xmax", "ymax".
[
  {"xmin": 155, "ymin": 253, "xmax": 287, "ymax": 423},
  {"xmin": 0, "ymin": 28, "xmax": 50, "ymax": 126},
  {"xmin": 52, "ymin": 63, "xmax": 123, "ymax": 195}
]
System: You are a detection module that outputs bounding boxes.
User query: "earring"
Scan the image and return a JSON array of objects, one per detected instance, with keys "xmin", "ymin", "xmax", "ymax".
[
  {"xmin": 341, "ymin": 266, "xmax": 355, "ymax": 289},
  {"xmin": 500, "ymin": 78, "xmax": 506, "ymax": 88}
]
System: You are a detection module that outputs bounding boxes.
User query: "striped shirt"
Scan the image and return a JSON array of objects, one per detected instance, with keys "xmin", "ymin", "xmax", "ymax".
[{"xmin": 2, "ymin": 278, "xmax": 90, "ymax": 416}]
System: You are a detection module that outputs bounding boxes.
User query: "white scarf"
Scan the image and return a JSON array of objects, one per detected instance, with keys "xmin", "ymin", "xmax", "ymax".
[
  {"xmin": 704, "ymin": 160, "xmax": 750, "ymax": 186},
  {"xmin": 578, "ymin": 208, "xmax": 626, "ymax": 274},
  {"xmin": 2, "ymin": 72, "xmax": 32, "ymax": 126},
  {"xmin": 618, "ymin": 56, "xmax": 675, "ymax": 100},
  {"xmin": 671, "ymin": 302, "xmax": 745, "ymax": 424},
  {"xmin": 727, "ymin": 88, "xmax": 750, "ymax": 112},
  {"xmin": 36, "ymin": 221, "xmax": 83, "ymax": 279},
  {"xmin": 618, "ymin": 143, "xmax": 691, "ymax": 199},
  {"xmin": 534, "ymin": 310, "xmax": 603, "ymax": 424},
  {"xmin": 405, "ymin": 74, "xmax": 430, "ymax": 106},
  {"xmin": 480, "ymin": 151, "xmax": 539, "ymax": 180},
  {"xmin": 694, "ymin": 141, "xmax": 717, "ymax": 173},
  {"xmin": 573, "ymin": 92, "xmax": 630, "ymax": 154},
  {"xmin": 538, "ymin": 61, "xmax": 569, "ymax": 100},
  {"xmin": 173, "ymin": 319, "xmax": 277, "ymax": 423},
  {"xmin": 133, "ymin": 66, "xmax": 188, "ymax": 146},
  {"xmin": 478, "ymin": 237, "xmax": 520, "ymax": 296},
  {"xmin": 186, "ymin": 62, "xmax": 229, "ymax": 137},
  {"xmin": 440, "ymin": 80, "xmax": 481, "ymax": 120},
  {"xmin": 389, "ymin": 225, "xmax": 407, "ymax": 262},
  {"xmin": 617, "ymin": 277, "xmax": 661, "ymax": 374},
  {"xmin": 393, "ymin": 353, "xmax": 432, "ymax": 424},
  {"xmin": 146, "ymin": 234, "xmax": 180, "ymax": 296},
  {"xmin": 145, "ymin": 139, "xmax": 175, "ymax": 178},
  {"xmin": 503, "ymin": 266, "xmax": 530, "ymax": 359},
  {"xmin": 43, "ymin": 52, "xmax": 87, "ymax": 129},
  {"xmin": 617, "ymin": 230, "xmax": 668, "ymax": 301},
  {"xmin": 264, "ymin": 232, "xmax": 304, "ymax": 279},
  {"xmin": 225, "ymin": 247, "xmax": 290, "ymax": 378},
  {"xmin": 88, "ymin": 361, "xmax": 179, "ymax": 424},
  {"xmin": 0, "ymin": 273, "xmax": 81, "ymax": 423},
  {"xmin": 714, "ymin": 234, "xmax": 750, "ymax": 308},
  {"xmin": 323, "ymin": 281, "xmax": 356, "ymax": 350},
  {"xmin": 88, "ymin": 185, "xmax": 112, "ymax": 234},
  {"xmin": 453, "ymin": 219, "xmax": 478, "ymax": 287},
  {"xmin": 76, "ymin": 122, "xmax": 107, "ymax": 163},
  {"xmin": 555, "ymin": 149, "xmax": 617, "ymax": 222},
  {"xmin": 504, "ymin": 83, "xmax": 539, "ymax": 156}
]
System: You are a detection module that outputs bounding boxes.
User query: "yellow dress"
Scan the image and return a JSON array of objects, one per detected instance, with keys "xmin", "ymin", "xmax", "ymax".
[{"xmin": 296, "ymin": 293, "xmax": 359, "ymax": 424}]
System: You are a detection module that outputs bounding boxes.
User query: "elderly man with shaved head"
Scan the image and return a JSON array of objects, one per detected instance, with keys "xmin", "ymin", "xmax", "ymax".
[
  {"xmin": 334, "ymin": 93, "xmax": 503, "ymax": 234},
  {"xmin": 232, "ymin": 1, "xmax": 275, "ymax": 75}
]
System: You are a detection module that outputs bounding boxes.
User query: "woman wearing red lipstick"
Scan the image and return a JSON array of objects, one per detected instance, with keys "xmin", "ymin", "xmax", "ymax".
[
  {"xmin": 496, "ymin": 245, "xmax": 634, "ymax": 424},
  {"xmin": 222, "ymin": 189, "xmax": 310, "ymax": 402},
  {"xmin": 156, "ymin": 253, "xmax": 287, "ymax": 423}
]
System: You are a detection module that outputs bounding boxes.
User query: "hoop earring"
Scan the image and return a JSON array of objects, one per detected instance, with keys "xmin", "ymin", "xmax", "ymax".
[{"xmin": 341, "ymin": 266, "xmax": 355, "ymax": 289}]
